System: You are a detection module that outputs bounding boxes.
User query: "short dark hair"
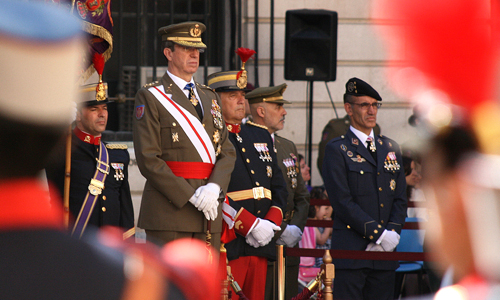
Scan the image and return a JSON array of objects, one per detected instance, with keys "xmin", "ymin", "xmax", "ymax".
[{"xmin": 343, "ymin": 93, "xmax": 356, "ymax": 104}]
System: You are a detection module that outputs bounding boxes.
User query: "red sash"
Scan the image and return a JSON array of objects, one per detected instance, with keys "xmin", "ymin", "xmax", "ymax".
[{"xmin": 166, "ymin": 161, "xmax": 214, "ymax": 179}]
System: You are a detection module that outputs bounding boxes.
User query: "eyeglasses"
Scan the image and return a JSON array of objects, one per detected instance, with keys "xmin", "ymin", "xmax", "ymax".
[
  {"xmin": 182, "ymin": 46, "xmax": 205, "ymax": 53},
  {"xmin": 349, "ymin": 102, "xmax": 382, "ymax": 109}
]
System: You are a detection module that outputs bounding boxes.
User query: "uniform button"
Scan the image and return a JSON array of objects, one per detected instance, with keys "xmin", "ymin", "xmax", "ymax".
[
  {"xmin": 202, "ymin": 124, "xmax": 205, "ymax": 127},
  {"xmin": 172, "ymin": 122, "xmax": 176, "ymax": 126},
  {"xmin": 374, "ymin": 229, "xmax": 378, "ymax": 234},
  {"xmin": 392, "ymin": 229, "xmax": 396, "ymax": 232},
  {"xmin": 251, "ymin": 170, "xmax": 255, "ymax": 174},
  {"xmin": 347, "ymin": 225, "xmax": 351, "ymax": 229},
  {"xmin": 256, "ymin": 182, "xmax": 260, "ymax": 186},
  {"xmin": 257, "ymin": 210, "xmax": 261, "ymax": 214},
  {"xmin": 102, "ymin": 207, "xmax": 106, "ymax": 212},
  {"xmin": 380, "ymin": 203, "xmax": 384, "ymax": 208},
  {"xmin": 360, "ymin": 170, "xmax": 364, "ymax": 175},
  {"xmin": 369, "ymin": 235, "xmax": 373, "ymax": 240},
  {"xmin": 381, "ymin": 220, "xmax": 384, "ymax": 224},
  {"xmin": 246, "ymin": 159, "xmax": 250, "ymax": 163},
  {"xmin": 378, "ymin": 224, "xmax": 382, "ymax": 228},
  {"xmin": 242, "ymin": 148, "xmax": 246, "ymax": 152},
  {"xmin": 379, "ymin": 187, "xmax": 382, "ymax": 191},
  {"xmin": 102, "ymin": 196, "xmax": 106, "ymax": 200},
  {"xmin": 378, "ymin": 172, "xmax": 380, "ymax": 175}
]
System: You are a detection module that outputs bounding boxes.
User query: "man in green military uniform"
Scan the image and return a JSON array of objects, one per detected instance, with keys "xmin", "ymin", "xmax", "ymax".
[
  {"xmin": 133, "ymin": 21, "xmax": 236, "ymax": 248},
  {"xmin": 247, "ymin": 84, "xmax": 311, "ymax": 300}
]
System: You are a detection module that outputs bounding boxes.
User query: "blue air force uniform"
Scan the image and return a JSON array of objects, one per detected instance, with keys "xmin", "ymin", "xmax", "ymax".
[
  {"xmin": 322, "ymin": 129, "xmax": 407, "ymax": 270},
  {"xmin": 224, "ymin": 122, "xmax": 288, "ymax": 261}
]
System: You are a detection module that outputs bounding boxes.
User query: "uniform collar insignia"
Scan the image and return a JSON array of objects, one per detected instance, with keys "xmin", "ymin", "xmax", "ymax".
[
  {"xmin": 74, "ymin": 127, "xmax": 101, "ymax": 145},
  {"xmin": 225, "ymin": 122, "xmax": 241, "ymax": 133}
]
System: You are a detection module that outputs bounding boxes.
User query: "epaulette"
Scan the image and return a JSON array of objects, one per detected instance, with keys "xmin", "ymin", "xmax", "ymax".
[
  {"xmin": 143, "ymin": 81, "xmax": 159, "ymax": 88},
  {"xmin": 106, "ymin": 144, "xmax": 128, "ymax": 150},
  {"xmin": 246, "ymin": 120, "xmax": 268, "ymax": 130},
  {"xmin": 331, "ymin": 134, "xmax": 346, "ymax": 143},
  {"xmin": 197, "ymin": 82, "xmax": 216, "ymax": 92}
]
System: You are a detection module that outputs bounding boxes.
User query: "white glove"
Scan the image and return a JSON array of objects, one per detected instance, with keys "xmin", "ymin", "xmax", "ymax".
[
  {"xmin": 249, "ymin": 218, "xmax": 281, "ymax": 246},
  {"xmin": 188, "ymin": 183, "xmax": 220, "ymax": 221},
  {"xmin": 276, "ymin": 225, "xmax": 303, "ymax": 247},
  {"xmin": 246, "ymin": 233, "xmax": 260, "ymax": 248},
  {"xmin": 365, "ymin": 242, "xmax": 384, "ymax": 252},
  {"xmin": 379, "ymin": 230, "xmax": 400, "ymax": 252}
]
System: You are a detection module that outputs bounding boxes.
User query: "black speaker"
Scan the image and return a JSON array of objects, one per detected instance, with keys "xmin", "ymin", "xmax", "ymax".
[{"xmin": 284, "ymin": 9, "xmax": 338, "ymax": 82}]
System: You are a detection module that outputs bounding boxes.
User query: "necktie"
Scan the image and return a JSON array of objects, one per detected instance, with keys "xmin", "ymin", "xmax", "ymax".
[
  {"xmin": 366, "ymin": 137, "xmax": 377, "ymax": 162},
  {"xmin": 184, "ymin": 83, "xmax": 203, "ymax": 120}
]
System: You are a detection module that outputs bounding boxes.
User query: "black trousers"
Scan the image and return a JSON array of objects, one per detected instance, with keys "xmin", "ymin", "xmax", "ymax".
[{"xmin": 333, "ymin": 268, "xmax": 395, "ymax": 300}]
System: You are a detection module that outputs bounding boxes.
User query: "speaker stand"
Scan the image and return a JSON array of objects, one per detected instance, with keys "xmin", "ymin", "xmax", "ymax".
[{"xmin": 307, "ymin": 80, "xmax": 313, "ymax": 185}]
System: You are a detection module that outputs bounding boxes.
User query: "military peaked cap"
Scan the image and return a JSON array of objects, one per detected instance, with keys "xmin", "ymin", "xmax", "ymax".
[
  {"xmin": 158, "ymin": 21, "xmax": 207, "ymax": 49},
  {"xmin": 245, "ymin": 83, "xmax": 291, "ymax": 104}
]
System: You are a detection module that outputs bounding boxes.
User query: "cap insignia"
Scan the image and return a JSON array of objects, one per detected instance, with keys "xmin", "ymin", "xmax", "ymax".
[
  {"xmin": 190, "ymin": 24, "xmax": 201, "ymax": 38},
  {"xmin": 348, "ymin": 81, "xmax": 357, "ymax": 93}
]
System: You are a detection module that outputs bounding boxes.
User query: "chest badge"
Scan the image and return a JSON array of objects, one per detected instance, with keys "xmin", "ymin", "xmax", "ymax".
[
  {"xmin": 347, "ymin": 151, "xmax": 353, "ymax": 157},
  {"xmin": 352, "ymin": 138, "xmax": 359, "ymax": 145},
  {"xmin": 351, "ymin": 155, "xmax": 366, "ymax": 163},
  {"xmin": 111, "ymin": 163, "xmax": 125, "ymax": 181},
  {"xmin": 172, "ymin": 132, "xmax": 179, "ymax": 143},
  {"xmin": 266, "ymin": 165, "xmax": 273, "ymax": 178},
  {"xmin": 390, "ymin": 179, "xmax": 396, "ymax": 191},
  {"xmin": 341, "ymin": 144, "xmax": 347, "ymax": 151},
  {"xmin": 213, "ymin": 130, "xmax": 220, "ymax": 144}
]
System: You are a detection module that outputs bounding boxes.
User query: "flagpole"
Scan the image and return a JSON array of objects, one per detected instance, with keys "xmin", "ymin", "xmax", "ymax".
[{"xmin": 63, "ymin": 125, "xmax": 72, "ymax": 229}]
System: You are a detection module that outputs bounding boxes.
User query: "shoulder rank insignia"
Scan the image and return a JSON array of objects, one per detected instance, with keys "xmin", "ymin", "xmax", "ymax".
[
  {"xmin": 143, "ymin": 80, "xmax": 159, "ymax": 88},
  {"xmin": 111, "ymin": 163, "xmax": 125, "ymax": 181},
  {"xmin": 378, "ymin": 139, "xmax": 383, "ymax": 145},
  {"xmin": 106, "ymin": 144, "xmax": 128, "ymax": 150},
  {"xmin": 247, "ymin": 120, "xmax": 268, "ymax": 130}
]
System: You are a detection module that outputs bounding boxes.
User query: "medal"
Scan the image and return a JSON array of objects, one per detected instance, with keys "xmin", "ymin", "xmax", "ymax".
[
  {"xmin": 266, "ymin": 165, "xmax": 272, "ymax": 178},
  {"xmin": 111, "ymin": 163, "xmax": 125, "ymax": 181}
]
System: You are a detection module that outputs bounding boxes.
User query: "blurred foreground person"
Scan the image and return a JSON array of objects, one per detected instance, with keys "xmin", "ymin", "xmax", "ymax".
[{"xmin": 0, "ymin": 1, "xmax": 219, "ymax": 299}]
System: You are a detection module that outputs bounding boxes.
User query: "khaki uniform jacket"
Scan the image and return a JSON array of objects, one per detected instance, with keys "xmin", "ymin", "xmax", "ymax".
[
  {"xmin": 133, "ymin": 72, "xmax": 236, "ymax": 233},
  {"xmin": 274, "ymin": 135, "xmax": 310, "ymax": 240}
]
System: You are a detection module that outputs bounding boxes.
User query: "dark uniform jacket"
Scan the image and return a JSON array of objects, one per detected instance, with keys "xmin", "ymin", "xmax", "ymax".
[
  {"xmin": 225, "ymin": 122, "xmax": 287, "ymax": 261},
  {"xmin": 322, "ymin": 129, "xmax": 407, "ymax": 270},
  {"xmin": 45, "ymin": 131, "xmax": 134, "ymax": 232},
  {"xmin": 133, "ymin": 72, "xmax": 236, "ymax": 234},
  {"xmin": 317, "ymin": 115, "xmax": 381, "ymax": 175}
]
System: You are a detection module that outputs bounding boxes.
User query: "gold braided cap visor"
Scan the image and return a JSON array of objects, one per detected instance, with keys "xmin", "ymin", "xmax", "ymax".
[{"xmin": 165, "ymin": 36, "xmax": 207, "ymax": 48}]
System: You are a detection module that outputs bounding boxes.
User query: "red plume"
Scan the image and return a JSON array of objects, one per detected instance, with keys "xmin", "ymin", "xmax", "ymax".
[
  {"xmin": 92, "ymin": 53, "xmax": 105, "ymax": 76},
  {"xmin": 235, "ymin": 48, "xmax": 256, "ymax": 79},
  {"xmin": 235, "ymin": 47, "xmax": 256, "ymax": 64}
]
